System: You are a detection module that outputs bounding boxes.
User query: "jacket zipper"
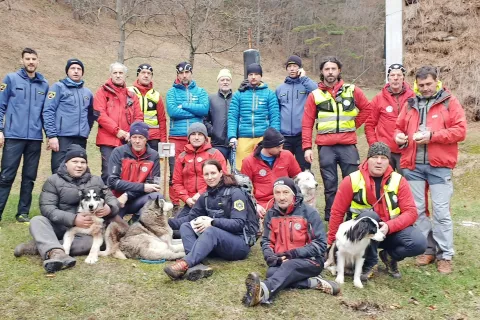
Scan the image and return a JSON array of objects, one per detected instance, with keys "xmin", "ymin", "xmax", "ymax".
[
  {"xmin": 76, "ymin": 88, "xmax": 82, "ymax": 136},
  {"xmin": 252, "ymin": 89, "xmax": 256, "ymax": 137},
  {"xmin": 289, "ymin": 221, "xmax": 293, "ymax": 242},
  {"xmin": 27, "ymin": 81, "xmax": 31, "ymax": 139},
  {"xmin": 279, "ymin": 221, "xmax": 284, "ymax": 245},
  {"xmin": 290, "ymin": 84, "xmax": 294, "ymax": 135},
  {"xmin": 194, "ymin": 151, "xmax": 198, "ymax": 191}
]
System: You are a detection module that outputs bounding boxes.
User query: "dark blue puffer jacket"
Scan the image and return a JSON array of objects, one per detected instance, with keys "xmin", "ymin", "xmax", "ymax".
[
  {"xmin": 0, "ymin": 68, "xmax": 49, "ymax": 140},
  {"xmin": 276, "ymin": 76, "xmax": 318, "ymax": 136},
  {"xmin": 42, "ymin": 79, "xmax": 94, "ymax": 138},
  {"xmin": 166, "ymin": 80, "xmax": 209, "ymax": 137},
  {"xmin": 227, "ymin": 82, "xmax": 280, "ymax": 139}
]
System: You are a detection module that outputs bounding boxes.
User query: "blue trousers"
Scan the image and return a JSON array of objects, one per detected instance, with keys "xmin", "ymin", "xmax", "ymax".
[
  {"xmin": 180, "ymin": 222, "xmax": 250, "ymax": 267},
  {"xmin": 118, "ymin": 192, "xmax": 163, "ymax": 218}
]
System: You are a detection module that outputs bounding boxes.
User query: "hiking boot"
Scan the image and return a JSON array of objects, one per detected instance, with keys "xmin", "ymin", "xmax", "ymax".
[
  {"xmin": 309, "ymin": 276, "xmax": 341, "ymax": 296},
  {"xmin": 379, "ymin": 250, "xmax": 401, "ymax": 279},
  {"xmin": 184, "ymin": 263, "xmax": 213, "ymax": 281},
  {"xmin": 437, "ymin": 259, "xmax": 453, "ymax": 274},
  {"xmin": 360, "ymin": 264, "xmax": 377, "ymax": 282},
  {"xmin": 43, "ymin": 249, "xmax": 76, "ymax": 273},
  {"xmin": 16, "ymin": 214, "xmax": 30, "ymax": 223},
  {"xmin": 164, "ymin": 259, "xmax": 189, "ymax": 280},
  {"xmin": 416, "ymin": 254, "xmax": 436, "ymax": 266},
  {"xmin": 242, "ymin": 272, "xmax": 264, "ymax": 307},
  {"xmin": 14, "ymin": 240, "xmax": 38, "ymax": 257}
]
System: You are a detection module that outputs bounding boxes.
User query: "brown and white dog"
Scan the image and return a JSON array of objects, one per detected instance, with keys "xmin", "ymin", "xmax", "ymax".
[
  {"xmin": 294, "ymin": 170, "xmax": 318, "ymax": 207},
  {"xmin": 63, "ymin": 188, "xmax": 107, "ymax": 264}
]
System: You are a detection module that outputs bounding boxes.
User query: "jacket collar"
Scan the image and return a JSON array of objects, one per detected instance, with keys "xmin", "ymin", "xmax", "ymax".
[
  {"xmin": 284, "ymin": 76, "xmax": 302, "ymax": 84},
  {"xmin": 17, "ymin": 68, "xmax": 46, "ymax": 83},
  {"xmin": 173, "ymin": 79, "xmax": 197, "ymax": 90},
  {"xmin": 183, "ymin": 142, "xmax": 213, "ymax": 154},
  {"xmin": 318, "ymin": 79, "xmax": 345, "ymax": 94},
  {"xmin": 103, "ymin": 78, "xmax": 126, "ymax": 95},
  {"xmin": 359, "ymin": 160, "xmax": 393, "ymax": 186},
  {"xmin": 217, "ymin": 89, "xmax": 232, "ymax": 99}
]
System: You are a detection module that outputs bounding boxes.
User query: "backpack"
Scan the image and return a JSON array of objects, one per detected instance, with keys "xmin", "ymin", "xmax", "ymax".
[{"xmin": 205, "ymin": 186, "xmax": 259, "ymax": 247}]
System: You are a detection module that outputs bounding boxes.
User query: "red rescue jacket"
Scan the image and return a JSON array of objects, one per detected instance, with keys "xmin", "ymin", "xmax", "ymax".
[
  {"xmin": 94, "ymin": 79, "xmax": 143, "ymax": 147},
  {"xmin": 327, "ymin": 161, "xmax": 418, "ymax": 245},
  {"xmin": 365, "ymin": 83, "xmax": 415, "ymax": 153}
]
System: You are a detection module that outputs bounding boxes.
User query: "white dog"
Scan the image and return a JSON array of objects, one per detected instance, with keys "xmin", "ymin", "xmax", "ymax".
[
  {"xmin": 294, "ymin": 170, "xmax": 318, "ymax": 206},
  {"xmin": 324, "ymin": 216, "xmax": 386, "ymax": 288}
]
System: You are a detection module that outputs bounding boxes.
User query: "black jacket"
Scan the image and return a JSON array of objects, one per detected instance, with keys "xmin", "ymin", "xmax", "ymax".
[{"xmin": 204, "ymin": 90, "xmax": 232, "ymax": 147}]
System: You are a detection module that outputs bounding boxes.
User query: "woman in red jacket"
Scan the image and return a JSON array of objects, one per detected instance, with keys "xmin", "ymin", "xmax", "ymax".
[
  {"xmin": 172, "ymin": 123, "xmax": 227, "ymax": 220},
  {"xmin": 94, "ymin": 62, "xmax": 143, "ymax": 183}
]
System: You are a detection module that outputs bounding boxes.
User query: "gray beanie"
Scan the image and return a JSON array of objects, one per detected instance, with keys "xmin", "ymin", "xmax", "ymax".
[
  {"xmin": 187, "ymin": 122, "xmax": 208, "ymax": 138},
  {"xmin": 367, "ymin": 142, "xmax": 391, "ymax": 159}
]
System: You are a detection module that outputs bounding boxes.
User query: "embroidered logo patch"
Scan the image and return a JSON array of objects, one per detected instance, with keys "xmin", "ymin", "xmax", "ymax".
[
  {"xmin": 47, "ymin": 91, "xmax": 56, "ymax": 99},
  {"xmin": 233, "ymin": 200, "xmax": 245, "ymax": 211},
  {"xmin": 294, "ymin": 223, "xmax": 302, "ymax": 230},
  {"xmin": 386, "ymin": 106, "xmax": 393, "ymax": 113},
  {"xmin": 0, "ymin": 83, "xmax": 6, "ymax": 92},
  {"xmin": 259, "ymin": 169, "xmax": 267, "ymax": 177},
  {"xmin": 141, "ymin": 166, "xmax": 148, "ymax": 172}
]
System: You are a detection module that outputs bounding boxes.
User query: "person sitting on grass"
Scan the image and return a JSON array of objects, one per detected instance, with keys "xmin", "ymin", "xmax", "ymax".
[
  {"xmin": 13, "ymin": 145, "xmax": 123, "ymax": 273},
  {"xmin": 164, "ymin": 159, "xmax": 252, "ymax": 281},
  {"xmin": 242, "ymin": 177, "xmax": 340, "ymax": 307}
]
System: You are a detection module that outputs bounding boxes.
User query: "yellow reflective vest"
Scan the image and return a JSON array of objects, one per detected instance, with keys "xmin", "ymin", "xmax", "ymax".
[
  {"xmin": 312, "ymin": 84, "xmax": 358, "ymax": 134},
  {"xmin": 129, "ymin": 87, "xmax": 161, "ymax": 128},
  {"xmin": 349, "ymin": 170, "xmax": 402, "ymax": 219}
]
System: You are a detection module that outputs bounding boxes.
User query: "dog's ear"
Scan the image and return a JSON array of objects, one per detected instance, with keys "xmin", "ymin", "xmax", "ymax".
[
  {"xmin": 346, "ymin": 217, "xmax": 379, "ymax": 242},
  {"xmin": 157, "ymin": 198, "xmax": 165, "ymax": 209}
]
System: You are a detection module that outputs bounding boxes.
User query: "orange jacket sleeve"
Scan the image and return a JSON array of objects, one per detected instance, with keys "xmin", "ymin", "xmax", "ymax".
[
  {"xmin": 172, "ymin": 156, "xmax": 190, "ymax": 203},
  {"xmin": 364, "ymin": 94, "xmax": 380, "ymax": 146},
  {"xmin": 353, "ymin": 86, "xmax": 371, "ymax": 128},
  {"xmin": 327, "ymin": 176, "xmax": 353, "ymax": 244},
  {"xmin": 94, "ymin": 88, "xmax": 120, "ymax": 136},
  {"xmin": 430, "ymin": 96, "xmax": 467, "ymax": 145},
  {"xmin": 302, "ymin": 93, "xmax": 317, "ymax": 150}
]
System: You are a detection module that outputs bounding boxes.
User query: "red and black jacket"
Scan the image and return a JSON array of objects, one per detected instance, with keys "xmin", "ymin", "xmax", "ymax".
[
  {"xmin": 107, "ymin": 143, "xmax": 160, "ymax": 198},
  {"xmin": 261, "ymin": 191, "xmax": 327, "ymax": 264}
]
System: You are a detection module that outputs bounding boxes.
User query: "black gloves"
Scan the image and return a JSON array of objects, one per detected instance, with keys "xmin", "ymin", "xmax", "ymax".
[
  {"xmin": 278, "ymin": 249, "xmax": 299, "ymax": 260},
  {"xmin": 238, "ymin": 79, "xmax": 250, "ymax": 92},
  {"xmin": 266, "ymin": 255, "xmax": 283, "ymax": 267}
]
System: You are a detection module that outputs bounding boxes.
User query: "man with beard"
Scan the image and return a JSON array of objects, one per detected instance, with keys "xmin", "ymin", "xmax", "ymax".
[
  {"xmin": 0, "ymin": 48, "xmax": 49, "ymax": 222},
  {"xmin": 94, "ymin": 62, "xmax": 143, "ymax": 184},
  {"xmin": 128, "ymin": 63, "xmax": 167, "ymax": 151},
  {"xmin": 302, "ymin": 56, "xmax": 371, "ymax": 221},
  {"xmin": 43, "ymin": 58, "xmax": 95, "ymax": 174}
]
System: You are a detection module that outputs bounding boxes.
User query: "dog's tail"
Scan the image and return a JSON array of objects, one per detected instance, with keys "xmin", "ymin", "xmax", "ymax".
[{"xmin": 99, "ymin": 222, "xmax": 128, "ymax": 259}]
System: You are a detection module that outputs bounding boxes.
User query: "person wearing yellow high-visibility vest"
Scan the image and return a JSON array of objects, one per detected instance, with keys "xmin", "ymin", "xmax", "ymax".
[
  {"xmin": 302, "ymin": 56, "xmax": 371, "ymax": 221},
  {"xmin": 128, "ymin": 63, "xmax": 167, "ymax": 151},
  {"xmin": 328, "ymin": 142, "xmax": 426, "ymax": 281}
]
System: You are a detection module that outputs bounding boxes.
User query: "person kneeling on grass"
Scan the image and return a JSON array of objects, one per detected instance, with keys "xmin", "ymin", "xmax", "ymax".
[
  {"xmin": 164, "ymin": 159, "xmax": 253, "ymax": 281},
  {"xmin": 13, "ymin": 145, "xmax": 123, "ymax": 273},
  {"xmin": 242, "ymin": 177, "xmax": 340, "ymax": 307}
]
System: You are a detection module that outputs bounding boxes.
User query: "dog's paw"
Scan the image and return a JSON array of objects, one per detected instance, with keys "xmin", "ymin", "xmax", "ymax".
[
  {"xmin": 326, "ymin": 266, "xmax": 337, "ymax": 276},
  {"xmin": 98, "ymin": 251, "xmax": 108, "ymax": 257},
  {"xmin": 354, "ymin": 280, "xmax": 364, "ymax": 289},
  {"xmin": 335, "ymin": 276, "xmax": 344, "ymax": 284},
  {"xmin": 85, "ymin": 255, "xmax": 98, "ymax": 264}
]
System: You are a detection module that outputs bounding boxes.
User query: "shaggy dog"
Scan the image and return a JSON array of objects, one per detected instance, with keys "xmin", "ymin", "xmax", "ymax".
[
  {"xmin": 63, "ymin": 187, "xmax": 107, "ymax": 264},
  {"xmin": 294, "ymin": 170, "xmax": 318, "ymax": 206},
  {"xmin": 324, "ymin": 216, "xmax": 385, "ymax": 288},
  {"xmin": 100, "ymin": 198, "xmax": 185, "ymax": 260}
]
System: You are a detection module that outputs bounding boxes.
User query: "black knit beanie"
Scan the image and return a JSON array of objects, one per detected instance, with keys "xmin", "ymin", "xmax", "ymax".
[
  {"xmin": 285, "ymin": 55, "xmax": 302, "ymax": 69},
  {"xmin": 65, "ymin": 58, "xmax": 84, "ymax": 75},
  {"xmin": 247, "ymin": 63, "xmax": 263, "ymax": 76},
  {"xmin": 262, "ymin": 127, "xmax": 285, "ymax": 148},
  {"xmin": 65, "ymin": 144, "xmax": 88, "ymax": 163},
  {"xmin": 273, "ymin": 177, "xmax": 297, "ymax": 195}
]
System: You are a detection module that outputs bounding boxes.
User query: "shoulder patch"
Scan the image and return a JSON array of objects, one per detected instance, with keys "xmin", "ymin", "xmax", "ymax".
[
  {"xmin": 0, "ymin": 83, "xmax": 6, "ymax": 91},
  {"xmin": 233, "ymin": 199, "xmax": 245, "ymax": 211},
  {"xmin": 47, "ymin": 91, "xmax": 56, "ymax": 99}
]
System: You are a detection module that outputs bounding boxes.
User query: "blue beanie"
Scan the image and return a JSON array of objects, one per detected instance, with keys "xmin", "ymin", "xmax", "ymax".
[{"xmin": 130, "ymin": 121, "xmax": 149, "ymax": 139}]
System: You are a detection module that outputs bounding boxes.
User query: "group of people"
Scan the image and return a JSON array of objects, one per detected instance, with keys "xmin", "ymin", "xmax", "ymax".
[{"xmin": 4, "ymin": 47, "xmax": 467, "ymax": 306}]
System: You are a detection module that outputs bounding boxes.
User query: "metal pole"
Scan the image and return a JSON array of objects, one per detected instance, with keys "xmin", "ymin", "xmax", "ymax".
[{"xmin": 385, "ymin": 0, "xmax": 403, "ymax": 81}]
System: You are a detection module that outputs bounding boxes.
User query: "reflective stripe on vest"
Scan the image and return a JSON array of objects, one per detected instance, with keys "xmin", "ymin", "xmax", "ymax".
[
  {"xmin": 129, "ymin": 87, "xmax": 160, "ymax": 128},
  {"xmin": 312, "ymin": 84, "xmax": 358, "ymax": 134},
  {"xmin": 349, "ymin": 170, "xmax": 402, "ymax": 219}
]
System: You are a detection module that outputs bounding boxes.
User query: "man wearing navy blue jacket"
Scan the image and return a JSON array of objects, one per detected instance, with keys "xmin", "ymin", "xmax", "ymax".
[
  {"xmin": 276, "ymin": 55, "xmax": 318, "ymax": 171},
  {"xmin": 43, "ymin": 58, "xmax": 95, "ymax": 174},
  {"xmin": 0, "ymin": 48, "xmax": 49, "ymax": 222}
]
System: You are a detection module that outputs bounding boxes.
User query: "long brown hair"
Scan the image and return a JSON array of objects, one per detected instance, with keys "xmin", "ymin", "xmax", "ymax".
[{"xmin": 202, "ymin": 160, "xmax": 238, "ymax": 187}]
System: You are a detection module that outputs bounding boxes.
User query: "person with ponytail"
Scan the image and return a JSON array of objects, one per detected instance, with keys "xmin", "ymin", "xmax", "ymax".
[{"xmin": 164, "ymin": 159, "xmax": 251, "ymax": 281}]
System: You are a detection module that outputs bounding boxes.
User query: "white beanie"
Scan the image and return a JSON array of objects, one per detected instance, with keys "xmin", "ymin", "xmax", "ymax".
[{"xmin": 217, "ymin": 69, "xmax": 232, "ymax": 81}]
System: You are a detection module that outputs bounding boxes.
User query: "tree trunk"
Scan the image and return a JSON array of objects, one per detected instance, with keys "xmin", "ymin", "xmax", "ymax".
[
  {"xmin": 116, "ymin": 0, "xmax": 125, "ymax": 63},
  {"xmin": 256, "ymin": 0, "xmax": 260, "ymax": 48},
  {"xmin": 189, "ymin": 50, "xmax": 195, "ymax": 67}
]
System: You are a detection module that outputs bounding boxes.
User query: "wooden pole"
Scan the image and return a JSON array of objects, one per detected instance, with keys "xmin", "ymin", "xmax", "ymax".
[{"xmin": 163, "ymin": 158, "xmax": 168, "ymax": 198}]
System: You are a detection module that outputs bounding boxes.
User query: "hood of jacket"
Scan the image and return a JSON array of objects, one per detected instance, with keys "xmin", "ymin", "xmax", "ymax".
[
  {"xmin": 17, "ymin": 68, "xmax": 46, "ymax": 83},
  {"xmin": 57, "ymin": 162, "xmax": 92, "ymax": 185},
  {"xmin": 284, "ymin": 76, "xmax": 303, "ymax": 85},
  {"xmin": 358, "ymin": 159, "xmax": 394, "ymax": 186},
  {"xmin": 103, "ymin": 78, "xmax": 127, "ymax": 94}
]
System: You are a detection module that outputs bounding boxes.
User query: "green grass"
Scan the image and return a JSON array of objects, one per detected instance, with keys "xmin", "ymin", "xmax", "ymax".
[{"xmin": 1, "ymin": 89, "xmax": 480, "ymax": 319}]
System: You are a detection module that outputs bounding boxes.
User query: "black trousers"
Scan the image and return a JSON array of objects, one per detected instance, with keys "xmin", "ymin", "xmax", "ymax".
[
  {"xmin": 284, "ymin": 135, "xmax": 311, "ymax": 171},
  {"xmin": 147, "ymin": 139, "xmax": 159, "ymax": 151},
  {"xmin": 0, "ymin": 139, "xmax": 42, "ymax": 219},
  {"xmin": 318, "ymin": 144, "xmax": 359, "ymax": 221},
  {"xmin": 51, "ymin": 136, "xmax": 87, "ymax": 174},
  {"xmin": 263, "ymin": 258, "xmax": 322, "ymax": 298},
  {"xmin": 100, "ymin": 146, "xmax": 115, "ymax": 185}
]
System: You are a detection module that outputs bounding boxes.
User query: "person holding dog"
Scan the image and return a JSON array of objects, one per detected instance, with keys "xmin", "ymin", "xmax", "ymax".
[
  {"xmin": 13, "ymin": 145, "xmax": 122, "ymax": 273},
  {"xmin": 43, "ymin": 58, "xmax": 95, "ymax": 174},
  {"xmin": 171, "ymin": 122, "xmax": 227, "ymax": 219},
  {"xmin": 302, "ymin": 56, "xmax": 371, "ymax": 221},
  {"xmin": 107, "ymin": 121, "xmax": 162, "ymax": 221},
  {"xmin": 241, "ymin": 127, "xmax": 301, "ymax": 218},
  {"xmin": 128, "ymin": 63, "xmax": 167, "ymax": 151},
  {"xmin": 395, "ymin": 66, "xmax": 467, "ymax": 274},
  {"xmin": 328, "ymin": 142, "xmax": 427, "ymax": 281},
  {"xmin": 242, "ymin": 177, "xmax": 340, "ymax": 307},
  {"xmin": 164, "ymin": 159, "xmax": 253, "ymax": 281}
]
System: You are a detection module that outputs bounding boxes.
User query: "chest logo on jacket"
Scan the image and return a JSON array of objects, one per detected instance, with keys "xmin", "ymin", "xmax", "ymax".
[
  {"xmin": 197, "ymin": 157, "xmax": 203, "ymax": 162},
  {"xmin": 386, "ymin": 106, "xmax": 393, "ymax": 113},
  {"xmin": 294, "ymin": 223, "xmax": 302, "ymax": 230},
  {"xmin": 141, "ymin": 166, "xmax": 148, "ymax": 172},
  {"xmin": 259, "ymin": 169, "xmax": 267, "ymax": 177}
]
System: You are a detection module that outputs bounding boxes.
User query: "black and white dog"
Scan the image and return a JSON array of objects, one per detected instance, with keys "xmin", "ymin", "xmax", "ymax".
[
  {"xmin": 325, "ymin": 216, "xmax": 385, "ymax": 288},
  {"xmin": 63, "ymin": 187, "xmax": 107, "ymax": 264}
]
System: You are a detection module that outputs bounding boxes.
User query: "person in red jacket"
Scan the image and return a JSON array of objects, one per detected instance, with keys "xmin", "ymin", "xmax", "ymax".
[
  {"xmin": 241, "ymin": 127, "xmax": 301, "ymax": 218},
  {"xmin": 172, "ymin": 122, "xmax": 227, "ymax": 220},
  {"xmin": 128, "ymin": 63, "xmax": 167, "ymax": 151},
  {"xmin": 395, "ymin": 66, "xmax": 467, "ymax": 274},
  {"xmin": 94, "ymin": 62, "xmax": 143, "ymax": 183},
  {"xmin": 365, "ymin": 64, "xmax": 415, "ymax": 173},
  {"xmin": 302, "ymin": 56, "xmax": 370, "ymax": 221},
  {"xmin": 328, "ymin": 142, "xmax": 426, "ymax": 280}
]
